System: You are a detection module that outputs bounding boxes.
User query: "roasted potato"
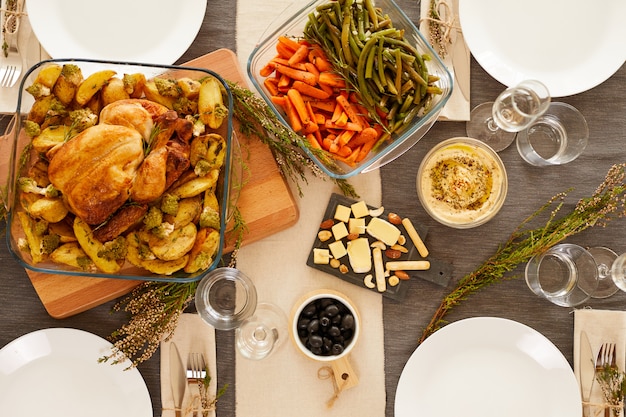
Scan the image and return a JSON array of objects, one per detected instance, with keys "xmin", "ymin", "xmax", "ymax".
[
  {"xmin": 75, "ymin": 69, "xmax": 117, "ymax": 105},
  {"xmin": 184, "ymin": 227, "xmax": 220, "ymax": 273},
  {"xmin": 52, "ymin": 64, "xmax": 83, "ymax": 106},
  {"xmin": 126, "ymin": 232, "xmax": 189, "ymax": 275},
  {"xmin": 34, "ymin": 64, "xmax": 62, "ymax": 89},
  {"xmin": 143, "ymin": 80, "xmax": 175, "ymax": 109},
  {"xmin": 170, "ymin": 169, "xmax": 219, "ymax": 198},
  {"xmin": 29, "ymin": 197, "xmax": 69, "ymax": 223},
  {"xmin": 101, "ymin": 77, "xmax": 130, "ymax": 106},
  {"xmin": 198, "ymin": 76, "xmax": 227, "ymax": 129},
  {"xmin": 50, "ymin": 242, "xmax": 93, "ymax": 270},
  {"xmin": 73, "ymin": 217, "xmax": 121, "ymax": 273},
  {"xmin": 148, "ymin": 222, "xmax": 197, "ymax": 261},
  {"xmin": 123, "ymin": 73, "xmax": 146, "ymax": 98}
]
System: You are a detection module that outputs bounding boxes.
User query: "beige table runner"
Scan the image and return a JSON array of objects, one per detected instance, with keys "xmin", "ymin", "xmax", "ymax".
[{"xmin": 236, "ymin": 3, "xmax": 385, "ymax": 415}]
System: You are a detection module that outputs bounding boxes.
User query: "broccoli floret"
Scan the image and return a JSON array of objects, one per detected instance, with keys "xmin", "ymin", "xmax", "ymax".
[
  {"xmin": 199, "ymin": 206, "xmax": 220, "ymax": 230},
  {"xmin": 185, "ymin": 115, "xmax": 205, "ymax": 137},
  {"xmin": 173, "ymin": 96, "xmax": 197, "ymax": 116},
  {"xmin": 160, "ymin": 194, "xmax": 179, "ymax": 216},
  {"xmin": 97, "ymin": 236, "xmax": 127, "ymax": 261},
  {"xmin": 194, "ymin": 159, "xmax": 213, "ymax": 177},
  {"xmin": 69, "ymin": 108, "xmax": 97, "ymax": 133},
  {"xmin": 25, "ymin": 82, "xmax": 51, "ymax": 99},
  {"xmin": 76, "ymin": 256, "xmax": 94, "ymax": 271},
  {"xmin": 47, "ymin": 97, "xmax": 68, "ymax": 117},
  {"xmin": 154, "ymin": 78, "xmax": 181, "ymax": 98},
  {"xmin": 41, "ymin": 233, "xmax": 61, "ymax": 255},
  {"xmin": 33, "ymin": 219, "xmax": 49, "ymax": 236},
  {"xmin": 60, "ymin": 64, "xmax": 83, "ymax": 85},
  {"xmin": 18, "ymin": 177, "xmax": 59, "ymax": 198},
  {"xmin": 143, "ymin": 206, "xmax": 163, "ymax": 230},
  {"xmin": 137, "ymin": 242, "xmax": 156, "ymax": 261},
  {"xmin": 23, "ymin": 120, "xmax": 41, "ymax": 138}
]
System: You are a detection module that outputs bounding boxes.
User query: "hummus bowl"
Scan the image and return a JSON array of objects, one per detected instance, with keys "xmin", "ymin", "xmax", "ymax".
[
  {"xmin": 1, "ymin": 59, "xmax": 237, "ymax": 282},
  {"xmin": 416, "ymin": 137, "xmax": 507, "ymax": 229}
]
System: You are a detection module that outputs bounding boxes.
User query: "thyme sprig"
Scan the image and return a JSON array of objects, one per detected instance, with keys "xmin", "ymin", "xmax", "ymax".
[
  {"xmin": 419, "ymin": 163, "xmax": 626, "ymax": 344},
  {"xmin": 226, "ymin": 80, "xmax": 358, "ymax": 198}
]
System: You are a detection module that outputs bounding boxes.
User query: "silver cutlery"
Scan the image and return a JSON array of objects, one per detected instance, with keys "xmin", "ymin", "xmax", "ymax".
[
  {"xmin": 580, "ymin": 331, "xmax": 595, "ymax": 417},
  {"xmin": 187, "ymin": 352, "xmax": 207, "ymax": 417},
  {"xmin": 170, "ymin": 343, "xmax": 187, "ymax": 417},
  {"xmin": 0, "ymin": 0, "xmax": 23, "ymax": 88},
  {"xmin": 595, "ymin": 342, "xmax": 617, "ymax": 417}
]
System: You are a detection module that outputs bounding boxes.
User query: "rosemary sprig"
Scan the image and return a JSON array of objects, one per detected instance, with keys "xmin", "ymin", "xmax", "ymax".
[
  {"xmin": 226, "ymin": 80, "xmax": 358, "ymax": 198},
  {"xmin": 419, "ymin": 163, "xmax": 626, "ymax": 344}
]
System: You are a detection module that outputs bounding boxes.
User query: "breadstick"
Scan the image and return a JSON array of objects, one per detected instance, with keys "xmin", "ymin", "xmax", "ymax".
[
  {"xmin": 372, "ymin": 247, "xmax": 386, "ymax": 293},
  {"xmin": 401, "ymin": 218, "xmax": 429, "ymax": 258},
  {"xmin": 386, "ymin": 260, "xmax": 431, "ymax": 271}
]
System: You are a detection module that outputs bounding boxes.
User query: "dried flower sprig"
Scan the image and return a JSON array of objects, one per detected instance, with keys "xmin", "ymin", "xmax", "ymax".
[
  {"xmin": 419, "ymin": 163, "xmax": 626, "ymax": 344},
  {"xmin": 595, "ymin": 364, "xmax": 626, "ymax": 417}
]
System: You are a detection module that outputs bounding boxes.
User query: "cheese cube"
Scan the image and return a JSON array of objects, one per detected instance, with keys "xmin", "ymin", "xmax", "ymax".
[
  {"xmin": 350, "ymin": 201, "xmax": 370, "ymax": 219},
  {"xmin": 334, "ymin": 204, "xmax": 351, "ymax": 223},
  {"xmin": 331, "ymin": 221, "xmax": 349, "ymax": 240},
  {"xmin": 367, "ymin": 217, "xmax": 401, "ymax": 246},
  {"xmin": 347, "ymin": 237, "xmax": 372, "ymax": 273},
  {"xmin": 348, "ymin": 217, "xmax": 366, "ymax": 235},
  {"xmin": 313, "ymin": 248, "xmax": 331, "ymax": 264},
  {"xmin": 328, "ymin": 240, "xmax": 347, "ymax": 259}
]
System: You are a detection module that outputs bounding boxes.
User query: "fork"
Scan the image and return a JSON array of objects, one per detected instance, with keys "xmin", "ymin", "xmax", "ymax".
[
  {"xmin": 0, "ymin": 10, "xmax": 23, "ymax": 88},
  {"xmin": 187, "ymin": 352, "xmax": 207, "ymax": 417},
  {"xmin": 595, "ymin": 342, "xmax": 617, "ymax": 417}
]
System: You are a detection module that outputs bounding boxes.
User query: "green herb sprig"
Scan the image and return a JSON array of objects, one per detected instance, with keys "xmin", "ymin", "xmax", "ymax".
[{"xmin": 419, "ymin": 163, "xmax": 626, "ymax": 344}]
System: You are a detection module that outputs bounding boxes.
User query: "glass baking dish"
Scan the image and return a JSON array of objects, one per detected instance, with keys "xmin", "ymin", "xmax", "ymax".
[
  {"xmin": 247, "ymin": 0, "xmax": 453, "ymax": 179},
  {"xmin": 1, "ymin": 58, "xmax": 237, "ymax": 282}
]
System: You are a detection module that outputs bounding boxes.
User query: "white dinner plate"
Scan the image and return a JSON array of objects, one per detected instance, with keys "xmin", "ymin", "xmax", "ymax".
[
  {"xmin": 395, "ymin": 317, "xmax": 580, "ymax": 417},
  {"xmin": 0, "ymin": 328, "xmax": 152, "ymax": 417},
  {"xmin": 459, "ymin": 0, "xmax": 626, "ymax": 97},
  {"xmin": 26, "ymin": 0, "xmax": 207, "ymax": 64}
]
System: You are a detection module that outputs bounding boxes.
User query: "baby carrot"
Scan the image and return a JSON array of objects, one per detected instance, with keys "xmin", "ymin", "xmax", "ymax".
[
  {"xmin": 288, "ymin": 44, "xmax": 310, "ymax": 66},
  {"xmin": 282, "ymin": 95, "xmax": 303, "ymax": 133},
  {"xmin": 336, "ymin": 94, "xmax": 364, "ymax": 128},
  {"xmin": 318, "ymin": 72, "xmax": 346, "ymax": 88},
  {"xmin": 274, "ymin": 64, "xmax": 317, "ymax": 86},
  {"xmin": 292, "ymin": 80, "xmax": 330, "ymax": 100},
  {"xmin": 277, "ymin": 36, "xmax": 300, "ymax": 53}
]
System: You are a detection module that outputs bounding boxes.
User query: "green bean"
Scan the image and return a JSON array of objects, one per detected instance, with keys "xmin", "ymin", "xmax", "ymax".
[{"xmin": 304, "ymin": 0, "xmax": 442, "ymax": 137}]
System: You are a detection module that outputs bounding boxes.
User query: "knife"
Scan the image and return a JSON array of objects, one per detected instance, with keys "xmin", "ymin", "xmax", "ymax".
[
  {"xmin": 579, "ymin": 331, "xmax": 595, "ymax": 417},
  {"xmin": 170, "ymin": 342, "xmax": 186, "ymax": 417}
]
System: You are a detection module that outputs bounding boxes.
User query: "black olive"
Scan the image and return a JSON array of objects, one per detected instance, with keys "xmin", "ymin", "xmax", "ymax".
[
  {"xmin": 309, "ymin": 334, "xmax": 323, "ymax": 348},
  {"xmin": 341, "ymin": 314, "xmax": 354, "ymax": 330},
  {"xmin": 302, "ymin": 302, "xmax": 317, "ymax": 317},
  {"xmin": 297, "ymin": 318, "xmax": 310, "ymax": 331},
  {"xmin": 325, "ymin": 303, "xmax": 340, "ymax": 317},
  {"xmin": 328, "ymin": 326, "xmax": 341, "ymax": 337},
  {"xmin": 331, "ymin": 344, "xmax": 344, "ymax": 355},
  {"xmin": 307, "ymin": 318, "xmax": 320, "ymax": 334},
  {"xmin": 320, "ymin": 316, "xmax": 330, "ymax": 328}
]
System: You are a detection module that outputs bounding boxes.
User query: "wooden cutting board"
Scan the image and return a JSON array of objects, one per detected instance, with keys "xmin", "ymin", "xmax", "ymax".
[{"xmin": 26, "ymin": 49, "xmax": 299, "ymax": 318}]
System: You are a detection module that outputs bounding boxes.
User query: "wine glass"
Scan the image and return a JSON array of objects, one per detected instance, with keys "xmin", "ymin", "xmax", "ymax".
[
  {"xmin": 466, "ymin": 80, "xmax": 551, "ymax": 152},
  {"xmin": 195, "ymin": 267, "xmax": 287, "ymax": 360}
]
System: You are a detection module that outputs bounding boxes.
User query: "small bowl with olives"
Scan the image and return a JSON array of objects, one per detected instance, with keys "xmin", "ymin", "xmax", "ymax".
[{"xmin": 290, "ymin": 289, "xmax": 360, "ymax": 362}]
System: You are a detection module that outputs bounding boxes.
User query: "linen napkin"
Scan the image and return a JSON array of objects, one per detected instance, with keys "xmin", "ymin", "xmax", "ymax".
[
  {"xmin": 573, "ymin": 309, "xmax": 626, "ymax": 417},
  {"xmin": 0, "ymin": 3, "xmax": 50, "ymax": 113},
  {"xmin": 161, "ymin": 313, "xmax": 218, "ymax": 417},
  {"xmin": 419, "ymin": 0, "xmax": 471, "ymax": 121}
]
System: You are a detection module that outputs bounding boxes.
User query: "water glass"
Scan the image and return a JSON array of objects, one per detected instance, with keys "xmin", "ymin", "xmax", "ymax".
[
  {"xmin": 516, "ymin": 102, "xmax": 588, "ymax": 166},
  {"xmin": 525, "ymin": 243, "xmax": 599, "ymax": 307},
  {"xmin": 235, "ymin": 302, "xmax": 288, "ymax": 360},
  {"xmin": 195, "ymin": 267, "xmax": 257, "ymax": 330}
]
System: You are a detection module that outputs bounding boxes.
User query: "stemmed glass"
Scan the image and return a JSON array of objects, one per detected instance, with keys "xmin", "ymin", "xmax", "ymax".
[
  {"xmin": 466, "ymin": 80, "xmax": 551, "ymax": 152},
  {"xmin": 584, "ymin": 247, "xmax": 626, "ymax": 297},
  {"xmin": 195, "ymin": 267, "xmax": 288, "ymax": 360}
]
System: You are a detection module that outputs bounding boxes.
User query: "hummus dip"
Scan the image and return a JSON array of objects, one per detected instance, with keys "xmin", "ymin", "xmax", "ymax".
[{"xmin": 418, "ymin": 139, "xmax": 506, "ymax": 227}]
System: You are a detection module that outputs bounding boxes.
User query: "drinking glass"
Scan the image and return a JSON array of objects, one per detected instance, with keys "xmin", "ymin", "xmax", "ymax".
[
  {"xmin": 525, "ymin": 243, "xmax": 599, "ymax": 307},
  {"xmin": 583, "ymin": 247, "xmax": 626, "ymax": 296},
  {"xmin": 236, "ymin": 302, "xmax": 288, "ymax": 360},
  {"xmin": 466, "ymin": 80, "xmax": 551, "ymax": 152},
  {"xmin": 516, "ymin": 102, "xmax": 588, "ymax": 166}
]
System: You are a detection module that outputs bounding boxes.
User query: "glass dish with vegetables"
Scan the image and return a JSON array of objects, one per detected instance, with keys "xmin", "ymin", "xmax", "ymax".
[
  {"xmin": 1, "ymin": 59, "xmax": 237, "ymax": 282},
  {"xmin": 248, "ymin": 0, "xmax": 452, "ymax": 179}
]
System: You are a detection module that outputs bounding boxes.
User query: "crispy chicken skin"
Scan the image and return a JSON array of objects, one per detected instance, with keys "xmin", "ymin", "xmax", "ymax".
[
  {"xmin": 48, "ymin": 124, "xmax": 144, "ymax": 225},
  {"xmin": 99, "ymin": 99, "xmax": 169, "ymax": 140}
]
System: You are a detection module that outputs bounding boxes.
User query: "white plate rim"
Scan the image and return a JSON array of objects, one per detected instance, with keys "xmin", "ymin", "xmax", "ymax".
[
  {"xmin": 394, "ymin": 317, "xmax": 581, "ymax": 417},
  {"xmin": 26, "ymin": 0, "xmax": 207, "ymax": 65},
  {"xmin": 459, "ymin": 0, "xmax": 626, "ymax": 97},
  {"xmin": 0, "ymin": 328, "xmax": 152, "ymax": 417}
]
